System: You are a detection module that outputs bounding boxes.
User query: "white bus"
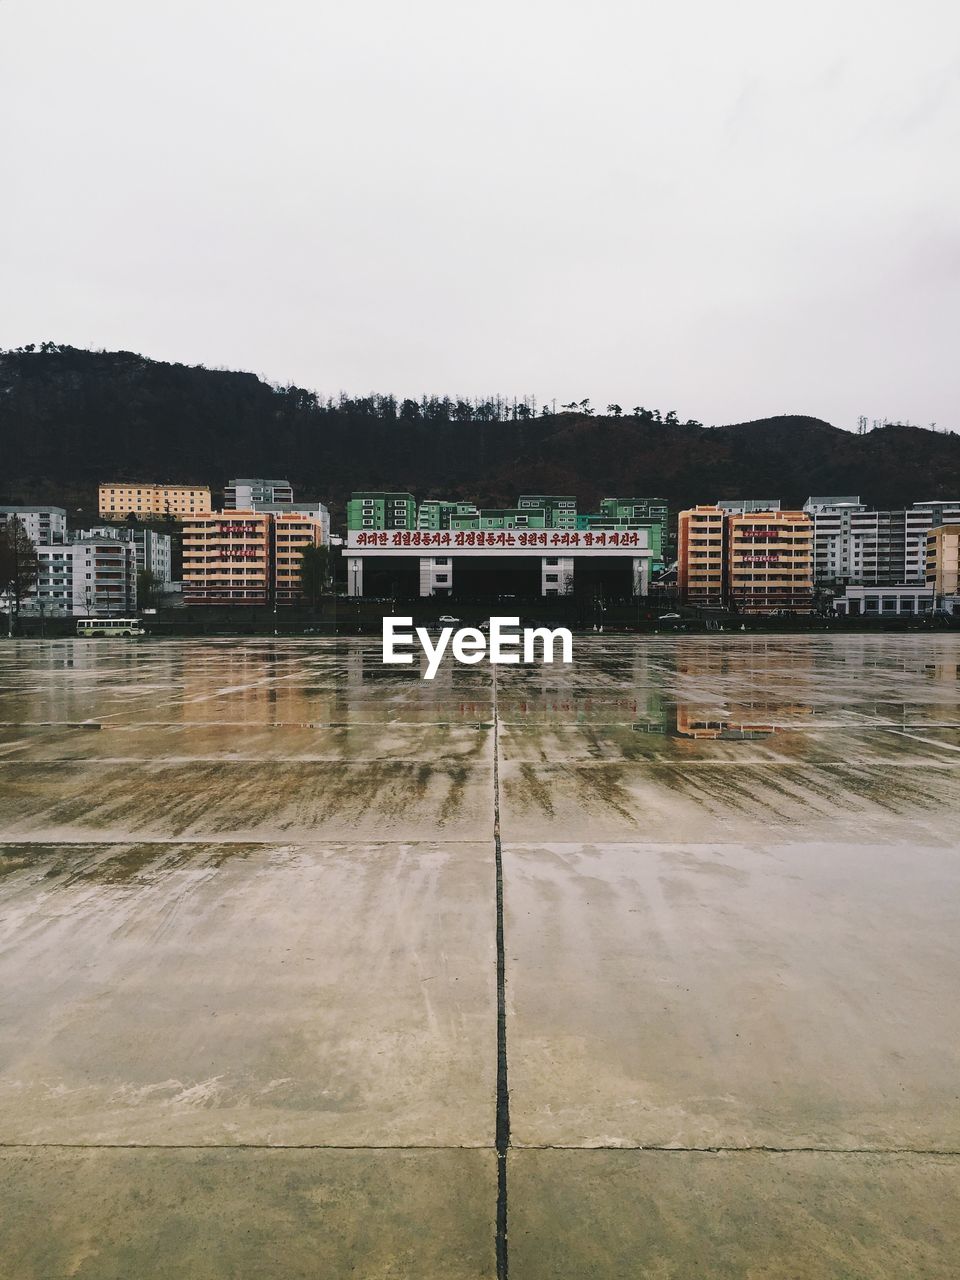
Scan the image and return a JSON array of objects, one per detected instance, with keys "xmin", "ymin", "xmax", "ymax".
[{"xmin": 76, "ymin": 617, "xmax": 145, "ymax": 638}]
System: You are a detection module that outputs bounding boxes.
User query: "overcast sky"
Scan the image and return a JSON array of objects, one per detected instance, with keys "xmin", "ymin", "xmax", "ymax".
[{"xmin": 2, "ymin": 1, "xmax": 958, "ymax": 429}]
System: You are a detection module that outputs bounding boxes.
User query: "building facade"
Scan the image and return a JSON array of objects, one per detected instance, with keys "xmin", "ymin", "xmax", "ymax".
[
  {"xmin": 833, "ymin": 585, "xmax": 933, "ymax": 617},
  {"xmin": 678, "ymin": 505, "xmax": 814, "ymax": 613},
  {"xmin": 347, "ymin": 493, "xmax": 417, "ymax": 531},
  {"xmin": 346, "ymin": 492, "xmax": 661, "ymax": 598},
  {"xmin": 0, "ymin": 506, "xmax": 67, "ymax": 545},
  {"xmin": 803, "ymin": 497, "xmax": 960, "ymax": 587},
  {"xmin": 182, "ymin": 512, "xmax": 272, "ymax": 605},
  {"xmin": 726, "ymin": 510, "xmax": 814, "ymax": 614},
  {"xmin": 77, "ymin": 526, "xmax": 173, "ymax": 585},
  {"xmin": 224, "ymin": 478, "xmax": 294, "ymax": 509},
  {"xmin": 274, "ymin": 512, "xmax": 324, "ymax": 604},
  {"xmin": 26, "ymin": 539, "xmax": 138, "ymax": 617},
  {"xmin": 677, "ymin": 506, "xmax": 725, "ymax": 607},
  {"xmin": 181, "ymin": 510, "xmax": 323, "ymax": 605},
  {"xmin": 926, "ymin": 525, "xmax": 960, "ymax": 605},
  {"xmin": 98, "ymin": 483, "xmax": 211, "ymax": 520}
]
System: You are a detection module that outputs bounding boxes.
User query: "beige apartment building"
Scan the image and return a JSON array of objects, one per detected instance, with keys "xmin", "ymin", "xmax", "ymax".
[
  {"xmin": 926, "ymin": 524, "xmax": 960, "ymax": 602},
  {"xmin": 727, "ymin": 510, "xmax": 814, "ymax": 614},
  {"xmin": 182, "ymin": 512, "xmax": 272, "ymax": 605},
  {"xmin": 182, "ymin": 510, "xmax": 323, "ymax": 605},
  {"xmin": 99, "ymin": 483, "xmax": 212, "ymax": 520},
  {"xmin": 678, "ymin": 505, "xmax": 814, "ymax": 614},
  {"xmin": 274, "ymin": 512, "xmax": 323, "ymax": 603},
  {"xmin": 677, "ymin": 506, "xmax": 725, "ymax": 606}
]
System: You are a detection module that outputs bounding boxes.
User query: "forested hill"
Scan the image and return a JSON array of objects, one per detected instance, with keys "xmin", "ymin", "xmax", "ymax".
[{"xmin": 2, "ymin": 345, "xmax": 959, "ymax": 518}]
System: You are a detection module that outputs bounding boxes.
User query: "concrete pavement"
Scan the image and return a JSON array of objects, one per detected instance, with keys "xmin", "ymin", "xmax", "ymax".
[{"xmin": 1, "ymin": 635, "xmax": 959, "ymax": 1276}]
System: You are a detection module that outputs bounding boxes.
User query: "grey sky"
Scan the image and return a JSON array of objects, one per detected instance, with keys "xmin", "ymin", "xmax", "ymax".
[{"xmin": 2, "ymin": 0, "xmax": 958, "ymax": 430}]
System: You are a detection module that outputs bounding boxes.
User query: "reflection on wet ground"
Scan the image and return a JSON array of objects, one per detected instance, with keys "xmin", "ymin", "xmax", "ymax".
[{"xmin": 1, "ymin": 635, "xmax": 960, "ymax": 1277}]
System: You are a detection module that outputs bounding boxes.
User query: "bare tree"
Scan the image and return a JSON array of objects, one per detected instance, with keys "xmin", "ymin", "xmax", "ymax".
[{"xmin": 0, "ymin": 518, "xmax": 39, "ymax": 637}]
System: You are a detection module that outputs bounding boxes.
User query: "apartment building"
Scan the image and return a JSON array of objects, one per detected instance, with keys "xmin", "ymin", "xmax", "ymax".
[
  {"xmin": 678, "ymin": 505, "xmax": 813, "ymax": 613},
  {"xmin": 347, "ymin": 492, "xmax": 418, "ymax": 530},
  {"xmin": 181, "ymin": 510, "xmax": 323, "ymax": 605},
  {"xmin": 77, "ymin": 526, "xmax": 173, "ymax": 584},
  {"xmin": 27, "ymin": 539, "xmax": 137, "ymax": 617},
  {"xmin": 803, "ymin": 497, "xmax": 960, "ymax": 586},
  {"xmin": 99, "ymin": 483, "xmax": 211, "ymax": 520},
  {"xmin": 0, "ymin": 505, "xmax": 67, "ymax": 545},
  {"xmin": 802, "ymin": 497, "xmax": 865, "ymax": 584},
  {"xmin": 926, "ymin": 524, "xmax": 960, "ymax": 605},
  {"xmin": 677, "ymin": 506, "xmax": 725, "ymax": 606},
  {"xmin": 182, "ymin": 512, "xmax": 272, "ymax": 605},
  {"xmin": 224, "ymin": 478, "xmax": 294, "ymax": 509},
  {"xmin": 274, "ymin": 512, "xmax": 324, "ymax": 604},
  {"xmin": 726, "ymin": 510, "xmax": 814, "ymax": 614}
]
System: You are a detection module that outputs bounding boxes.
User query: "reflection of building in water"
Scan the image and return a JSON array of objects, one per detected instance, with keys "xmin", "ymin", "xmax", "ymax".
[
  {"xmin": 669, "ymin": 638, "xmax": 814, "ymax": 737},
  {"xmin": 675, "ymin": 707, "xmax": 809, "ymax": 739}
]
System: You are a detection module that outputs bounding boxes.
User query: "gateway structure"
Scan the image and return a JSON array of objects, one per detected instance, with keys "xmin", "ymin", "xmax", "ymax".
[{"xmin": 345, "ymin": 492, "xmax": 665, "ymax": 598}]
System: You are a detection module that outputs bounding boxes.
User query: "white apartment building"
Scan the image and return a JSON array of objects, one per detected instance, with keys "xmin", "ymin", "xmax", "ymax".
[
  {"xmin": 802, "ymin": 497, "xmax": 866, "ymax": 583},
  {"xmin": 77, "ymin": 526, "xmax": 172, "ymax": 584},
  {"xmin": 26, "ymin": 539, "xmax": 137, "ymax": 617},
  {"xmin": 0, "ymin": 506, "xmax": 67, "ymax": 545},
  {"xmin": 803, "ymin": 497, "xmax": 960, "ymax": 586},
  {"xmin": 224, "ymin": 478, "xmax": 294, "ymax": 509}
]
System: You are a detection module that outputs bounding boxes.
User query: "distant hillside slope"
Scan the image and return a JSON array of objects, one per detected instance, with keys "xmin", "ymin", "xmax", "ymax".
[{"xmin": 2, "ymin": 346, "xmax": 959, "ymax": 519}]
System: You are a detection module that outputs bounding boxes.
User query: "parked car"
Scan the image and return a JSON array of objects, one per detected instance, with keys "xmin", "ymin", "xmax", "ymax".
[
  {"xmin": 657, "ymin": 612, "xmax": 682, "ymax": 621},
  {"xmin": 438, "ymin": 615, "xmax": 460, "ymax": 624}
]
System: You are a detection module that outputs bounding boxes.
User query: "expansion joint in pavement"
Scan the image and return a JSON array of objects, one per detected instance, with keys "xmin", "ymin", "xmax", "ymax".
[{"xmin": 493, "ymin": 667, "xmax": 509, "ymax": 1280}]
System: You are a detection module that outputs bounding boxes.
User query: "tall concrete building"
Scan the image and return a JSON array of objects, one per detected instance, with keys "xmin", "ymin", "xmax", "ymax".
[
  {"xmin": 802, "ymin": 497, "xmax": 866, "ymax": 584},
  {"xmin": 224, "ymin": 478, "xmax": 294, "ymax": 509},
  {"xmin": 0, "ymin": 505, "xmax": 67, "ymax": 545},
  {"xmin": 77, "ymin": 526, "xmax": 173, "ymax": 585},
  {"xmin": 26, "ymin": 538, "xmax": 137, "ymax": 617},
  {"xmin": 182, "ymin": 511, "xmax": 273, "ymax": 605},
  {"xmin": 726, "ymin": 510, "xmax": 814, "ymax": 614},
  {"xmin": 926, "ymin": 525, "xmax": 960, "ymax": 606},
  {"xmin": 677, "ymin": 506, "xmax": 725, "ymax": 607},
  {"xmin": 803, "ymin": 497, "xmax": 960, "ymax": 586},
  {"xmin": 273, "ymin": 512, "xmax": 324, "ymax": 604},
  {"xmin": 181, "ymin": 510, "xmax": 323, "ymax": 606},
  {"xmin": 98, "ymin": 483, "xmax": 211, "ymax": 520},
  {"xmin": 678, "ymin": 505, "xmax": 814, "ymax": 613},
  {"xmin": 347, "ymin": 493, "xmax": 417, "ymax": 530}
]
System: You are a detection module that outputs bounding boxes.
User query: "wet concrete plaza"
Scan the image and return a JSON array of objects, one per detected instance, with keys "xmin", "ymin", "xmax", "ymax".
[{"xmin": 1, "ymin": 634, "xmax": 959, "ymax": 1277}]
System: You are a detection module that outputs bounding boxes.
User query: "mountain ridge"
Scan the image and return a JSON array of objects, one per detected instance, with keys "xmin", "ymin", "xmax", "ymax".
[{"xmin": 2, "ymin": 346, "xmax": 958, "ymax": 518}]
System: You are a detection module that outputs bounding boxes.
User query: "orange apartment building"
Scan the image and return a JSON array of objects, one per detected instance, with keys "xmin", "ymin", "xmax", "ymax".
[
  {"xmin": 677, "ymin": 506, "xmax": 725, "ymax": 606},
  {"xmin": 727, "ymin": 510, "xmax": 814, "ymax": 614},
  {"xmin": 182, "ymin": 510, "xmax": 323, "ymax": 605},
  {"xmin": 926, "ymin": 524, "xmax": 960, "ymax": 604},
  {"xmin": 274, "ymin": 512, "xmax": 324, "ymax": 603},
  {"xmin": 99, "ymin": 483, "xmax": 212, "ymax": 520},
  {"xmin": 678, "ymin": 506, "xmax": 814, "ymax": 614}
]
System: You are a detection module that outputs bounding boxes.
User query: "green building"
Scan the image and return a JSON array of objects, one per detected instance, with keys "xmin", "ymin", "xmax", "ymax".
[
  {"xmin": 349, "ymin": 489, "xmax": 666, "ymax": 567},
  {"xmin": 347, "ymin": 492, "xmax": 417, "ymax": 531},
  {"xmin": 577, "ymin": 497, "xmax": 668, "ymax": 564},
  {"xmin": 417, "ymin": 500, "xmax": 476, "ymax": 530}
]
